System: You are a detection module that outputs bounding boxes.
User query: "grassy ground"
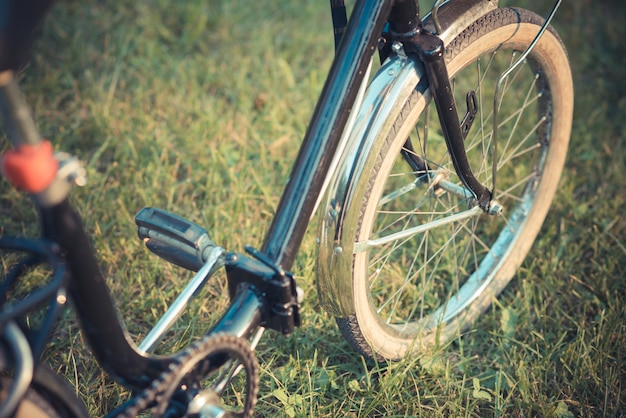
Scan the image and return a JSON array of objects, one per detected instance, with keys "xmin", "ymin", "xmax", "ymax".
[{"xmin": 1, "ymin": 0, "xmax": 624, "ymax": 416}]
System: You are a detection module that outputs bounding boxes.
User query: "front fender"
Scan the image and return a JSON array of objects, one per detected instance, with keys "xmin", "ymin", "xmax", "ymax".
[{"xmin": 316, "ymin": 0, "xmax": 498, "ymax": 317}]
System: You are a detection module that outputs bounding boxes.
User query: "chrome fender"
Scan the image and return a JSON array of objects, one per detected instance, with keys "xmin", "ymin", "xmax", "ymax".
[{"xmin": 316, "ymin": 0, "xmax": 498, "ymax": 317}]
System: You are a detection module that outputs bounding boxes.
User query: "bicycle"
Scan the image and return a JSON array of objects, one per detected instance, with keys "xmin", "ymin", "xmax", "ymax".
[{"xmin": 0, "ymin": 0, "xmax": 573, "ymax": 416}]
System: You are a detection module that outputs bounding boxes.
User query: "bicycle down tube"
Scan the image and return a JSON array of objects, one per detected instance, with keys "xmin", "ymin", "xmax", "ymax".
[{"xmin": 261, "ymin": 0, "xmax": 394, "ymax": 268}]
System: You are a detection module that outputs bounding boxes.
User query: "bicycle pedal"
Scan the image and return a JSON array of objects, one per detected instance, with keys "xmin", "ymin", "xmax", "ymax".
[{"xmin": 135, "ymin": 207, "xmax": 217, "ymax": 272}]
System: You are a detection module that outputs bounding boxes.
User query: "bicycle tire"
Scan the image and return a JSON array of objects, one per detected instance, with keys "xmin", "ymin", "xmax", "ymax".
[
  {"xmin": 330, "ymin": 7, "xmax": 573, "ymax": 361},
  {"xmin": 0, "ymin": 365, "xmax": 89, "ymax": 418},
  {"xmin": 0, "ymin": 376, "xmax": 61, "ymax": 418}
]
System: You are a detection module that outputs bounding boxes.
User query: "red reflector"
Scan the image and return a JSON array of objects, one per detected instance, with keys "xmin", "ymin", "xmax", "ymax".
[{"xmin": 1, "ymin": 140, "xmax": 58, "ymax": 193}]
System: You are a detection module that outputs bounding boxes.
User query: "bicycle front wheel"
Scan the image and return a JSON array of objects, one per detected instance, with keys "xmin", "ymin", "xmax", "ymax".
[{"xmin": 329, "ymin": 7, "xmax": 573, "ymax": 361}]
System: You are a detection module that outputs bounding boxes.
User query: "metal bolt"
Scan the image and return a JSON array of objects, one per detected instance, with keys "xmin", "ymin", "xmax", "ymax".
[{"xmin": 488, "ymin": 200, "xmax": 504, "ymax": 216}]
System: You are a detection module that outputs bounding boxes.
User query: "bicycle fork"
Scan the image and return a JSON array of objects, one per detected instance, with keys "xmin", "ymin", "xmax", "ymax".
[{"xmin": 388, "ymin": 0, "xmax": 495, "ymax": 213}]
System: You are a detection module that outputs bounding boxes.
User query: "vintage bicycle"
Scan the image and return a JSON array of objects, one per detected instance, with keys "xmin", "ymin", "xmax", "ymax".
[{"xmin": 0, "ymin": 0, "xmax": 573, "ymax": 416}]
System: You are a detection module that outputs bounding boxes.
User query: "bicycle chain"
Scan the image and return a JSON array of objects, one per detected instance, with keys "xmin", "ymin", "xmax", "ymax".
[{"xmin": 114, "ymin": 333, "xmax": 260, "ymax": 418}]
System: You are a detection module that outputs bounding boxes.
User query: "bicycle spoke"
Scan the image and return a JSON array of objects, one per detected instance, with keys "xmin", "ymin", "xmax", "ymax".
[{"xmin": 355, "ymin": 206, "xmax": 482, "ymax": 253}]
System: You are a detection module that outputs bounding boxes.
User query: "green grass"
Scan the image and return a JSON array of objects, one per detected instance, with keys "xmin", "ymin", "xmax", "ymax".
[{"xmin": 1, "ymin": 0, "xmax": 625, "ymax": 416}]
